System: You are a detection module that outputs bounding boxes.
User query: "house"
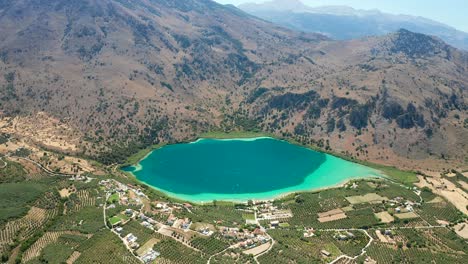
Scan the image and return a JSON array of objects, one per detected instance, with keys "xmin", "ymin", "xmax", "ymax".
[
  {"xmin": 99, "ymin": 180, "xmax": 111, "ymax": 185},
  {"xmin": 303, "ymin": 228, "xmax": 315, "ymax": 238},
  {"xmin": 336, "ymin": 234, "xmax": 348, "ymax": 241},
  {"xmin": 141, "ymin": 221, "xmax": 153, "ymax": 229},
  {"xmin": 167, "ymin": 215, "xmax": 177, "ymax": 226},
  {"xmin": 181, "ymin": 218, "xmax": 192, "ymax": 229},
  {"xmin": 141, "ymin": 250, "xmax": 160, "ymax": 263},
  {"xmin": 136, "ymin": 189, "xmax": 145, "ymax": 197},
  {"xmin": 140, "ymin": 214, "xmax": 149, "ymax": 221},
  {"xmin": 199, "ymin": 228, "xmax": 213, "ymax": 236},
  {"xmin": 125, "ymin": 209, "xmax": 133, "ymax": 216},
  {"xmin": 406, "ymin": 205, "xmax": 414, "ymax": 212},
  {"xmin": 253, "ymin": 228, "xmax": 264, "ymax": 236},
  {"xmin": 155, "ymin": 202, "xmax": 168, "ymax": 209},
  {"xmin": 125, "ymin": 233, "xmax": 138, "ymax": 243},
  {"xmin": 120, "ymin": 197, "xmax": 129, "ymax": 204}
]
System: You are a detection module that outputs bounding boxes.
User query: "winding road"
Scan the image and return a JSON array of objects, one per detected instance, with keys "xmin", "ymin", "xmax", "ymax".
[
  {"xmin": 11, "ymin": 156, "xmax": 76, "ymax": 177},
  {"xmin": 0, "ymin": 156, "xmax": 6, "ymax": 169}
]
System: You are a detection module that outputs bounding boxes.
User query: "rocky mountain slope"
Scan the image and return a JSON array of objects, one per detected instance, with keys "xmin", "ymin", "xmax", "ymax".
[
  {"xmin": 0, "ymin": 0, "xmax": 466, "ymax": 170},
  {"xmin": 239, "ymin": 0, "xmax": 468, "ymax": 51}
]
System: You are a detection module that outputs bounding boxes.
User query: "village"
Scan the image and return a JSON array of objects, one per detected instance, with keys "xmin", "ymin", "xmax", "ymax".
[
  {"xmin": 99, "ymin": 179, "xmax": 297, "ymax": 263},
  {"xmin": 99, "ymin": 175, "xmax": 466, "ymax": 264}
]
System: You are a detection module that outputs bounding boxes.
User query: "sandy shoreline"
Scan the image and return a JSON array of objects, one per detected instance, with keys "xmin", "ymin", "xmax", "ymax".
[{"xmin": 125, "ymin": 169, "xmax": 384, "ymax": 204}]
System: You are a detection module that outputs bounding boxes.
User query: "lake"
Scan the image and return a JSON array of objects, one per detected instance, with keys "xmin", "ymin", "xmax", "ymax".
[{"xmin": 123, "ymin": 137, "xmax": 384, "ymax": 202}]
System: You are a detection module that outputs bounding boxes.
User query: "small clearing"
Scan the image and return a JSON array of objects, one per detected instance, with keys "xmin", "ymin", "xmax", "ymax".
[
  {"xmin": 345, "ymin": 193, "xmax": 388, "ymax": 204},
  {"xmin": 427, "ymin": 197, "xmax": 444, "ymax": 203},
  {"xmin": 458, "ymin": 181, "xmax": 468, "ymax": 191},
  {"xmin": 66, "ymin": 251, "xmax": 81, "ymax": 264},
  {"xmin": 341, "ymin": 206, "xmax": 354, "ymax": 212},
  {"xmin": 59, "ymin": 186, "xmax": 76, "ymax": 198},
  {"xmin": 136, "ymin": 238, "xmax": 160, "ymax": 256},
  {"xmin": 375, "ymin": 230, "xmax": 388, "ymax": 243},
  {"xmin": 375, "ymin": 211, "xmax": 394, "ymax": 223},
  {"xmin": 243, "ymin": 241, "xmax": 271, "ymax": 256},
  {"xmin": 454, "ymin": 222, "xmax": 468, "ymax": 239},
  {"xmin": 395, "ymin": 212, "xmax": 418, "ymax": 219},
  {"xmin": 317, "ymin": 209, "xmax": 347, "ymax": 223}
]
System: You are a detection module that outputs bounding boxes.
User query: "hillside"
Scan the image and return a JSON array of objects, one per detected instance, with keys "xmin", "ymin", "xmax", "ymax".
[
  {"xmin": 239, "ymin": 0, "xmax": 468, "ymax": 51},
  {"xmin": 0, "ymin": 0, "xmax": 466, "ymax": 171}
]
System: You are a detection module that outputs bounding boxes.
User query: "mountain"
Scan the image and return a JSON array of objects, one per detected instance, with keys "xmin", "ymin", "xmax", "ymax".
[
  {"xmin": 239, "ymin": 0, "xmax": 468, "ymax": 51},
  {"xmin": 0, "ymin": 0, "xmax": 466, "ymax": 171},
  {"xmin": 238, "ymin": 0, "xmax": 307, "ymax": 12}
]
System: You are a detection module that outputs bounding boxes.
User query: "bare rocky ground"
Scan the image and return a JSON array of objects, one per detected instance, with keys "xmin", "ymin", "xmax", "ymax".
[{"xmin": 0, "ymin": 0, "xmax": 466, "ymax": 170}]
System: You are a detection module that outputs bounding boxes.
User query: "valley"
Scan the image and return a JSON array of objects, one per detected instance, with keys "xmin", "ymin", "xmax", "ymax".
[
  {"xmin": 0, "ymin": 0, "xmax": 466, "ymax": 263},
  {"xmin": 0, "ymin": 124, "xmax": 467, "ymax": 263},
  {"xmin": 0, "ymin": 0, "xmax": 466, "ymax": 172}
]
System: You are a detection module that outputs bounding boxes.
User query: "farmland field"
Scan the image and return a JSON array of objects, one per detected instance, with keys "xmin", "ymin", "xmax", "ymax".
[
  {"xmin": 0, "ymin": 182, "xmax": 47, "ymax": 222},
  {"xmin": 0, "ymin": 140, "xmax": 466, "ymax": 264}
]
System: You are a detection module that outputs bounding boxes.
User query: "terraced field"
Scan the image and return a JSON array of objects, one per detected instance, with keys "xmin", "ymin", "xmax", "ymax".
[
  {"xmin": 0, "ymin": 206, "xmax": 57, "ymax": 253},
  {"xmin": 22, "ymin": 231, "xmax": 87, "ymax": 262}
]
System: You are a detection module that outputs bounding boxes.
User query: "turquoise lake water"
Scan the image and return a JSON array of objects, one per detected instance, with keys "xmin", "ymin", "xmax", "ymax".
[{"xmin": 123, "ymin": 137, "xmax": 384, "ymax": 202}]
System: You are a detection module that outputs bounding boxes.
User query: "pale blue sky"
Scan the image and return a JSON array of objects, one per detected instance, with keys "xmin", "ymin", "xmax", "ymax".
[{"xmin": 215, "ymin": 0, "xmax": 468, "ymax": 32}]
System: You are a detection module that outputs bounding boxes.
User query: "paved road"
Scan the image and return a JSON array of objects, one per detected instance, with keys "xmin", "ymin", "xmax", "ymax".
[
  {"xmin": 325, "ymin": 225, "xmax": 447, "ymax": 264},
  {"xmin": 328, "ymin": 229, "xmax": 373, "ymax": 264},
  {"xmin": 11, "ymin": 156, "xmax": 76, "ymax": 177}
]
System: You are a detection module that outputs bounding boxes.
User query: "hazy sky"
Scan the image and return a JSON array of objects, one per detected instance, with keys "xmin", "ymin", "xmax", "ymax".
[{"xmin": 214, "ymin": 0, "xmax": 468, "ymax": 32}]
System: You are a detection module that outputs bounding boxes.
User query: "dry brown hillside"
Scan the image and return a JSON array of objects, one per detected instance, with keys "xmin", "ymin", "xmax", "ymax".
[{"xmin": 0, "ymin": 0, "xmax": 466, "ymax": 170}]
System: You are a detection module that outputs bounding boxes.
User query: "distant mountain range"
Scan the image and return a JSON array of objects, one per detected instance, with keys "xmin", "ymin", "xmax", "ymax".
[{"xmin": 239, "ymin": 0, "xmax": 468, "ymax": 50}]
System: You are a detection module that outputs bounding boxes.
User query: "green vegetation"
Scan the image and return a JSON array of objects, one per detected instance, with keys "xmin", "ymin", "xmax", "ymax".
[
  {"xmin": 363, "ymin": 242, "xmax": 466, "ymax": 263},
  {"xmin": 109, "ymin": 216, "xmax": 122, "ymax": 225},
  {"xmin": 40, "ymin": 242, "xmax": 75, "ymax": 263},
  {"xmin": 0, "ymin": 134, "xmax": 464, "ymax": 264},
  {"xmin": 210, "ymin": 249, "xmax": 255, "ymax": 263},
  {"xmin": 75, "ymin": 230, "xmax": 140, "ymax": 264},
  {"xmin": 0, "ymin": 182, "xmax": 47, "ymax": 222},
  {"xmin": 190, "ymin": 236, "xmax": 229, "ymax": 255},
  {"xmin": 199, "ymin": 130, "xmax": 271, "ymax": 139},
  {"xmin": 0, "ymin": 160, "xmax": 26, "ymax": 183},
  {"xmin": 371, "ymin": 165, "xmax": 418, "ymax": 184},
  {"xmin": 176, "ymin": 204, "xmax": 244, "ymax": 227},
  {"xmin": 242, "ymin": 213, "xmax": 256, "ymax": 221},
  {"xmin": 284, "ymin": 188, "xmax": 380, "ymax": 229},
  {"xmin": 108, "ymin": 193, "xmax": 119, "ymax": 203},
  {"xmin": 123, "ymin": 143, "xmax": 162, "ymax": 166},
  {"xmin": 361, "ymin": 227, "xmax": 468, "ymax": 263},
  {"xmin": 120, "ymin": 220, "xmax": 154, "ymax": 245},
  {"xmin": 258, "ymin": 229, "xmax": 332, "ymax": 263},
  {"xmin": 154, "ymin": 239, "xmax": 207, "ymax": 264},
  {"xmin": 418, "ymin": 202, "xmax": 464, "ymax": 225},
  {"xmin": 0, "ymin": 133, "xmax": 9, "ymax": 144},
  {"xmin": 52, "ymin": 206, "xmax": 104, "ymax": 234},
  {"xmin": 95, "ymin": 141, "xmax": 155, "ymax": 165}
]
